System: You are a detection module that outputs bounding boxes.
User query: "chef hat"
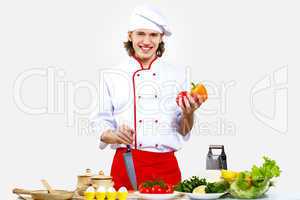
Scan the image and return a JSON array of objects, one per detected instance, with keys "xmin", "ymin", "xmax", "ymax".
[{"xmin": 128, "ymin": 4, "xmax": 172, "ymax": 36}]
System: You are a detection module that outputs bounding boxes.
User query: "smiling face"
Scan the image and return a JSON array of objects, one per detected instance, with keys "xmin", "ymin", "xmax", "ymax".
[{"xmin": 129, "ymin": 29, "xmax": 163, "ymax": 64}]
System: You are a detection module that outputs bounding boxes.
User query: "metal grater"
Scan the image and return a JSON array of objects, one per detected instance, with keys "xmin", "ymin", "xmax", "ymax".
[{"xmin": 206, "ymin": 145, "xmax": 227, "ymax": 170}]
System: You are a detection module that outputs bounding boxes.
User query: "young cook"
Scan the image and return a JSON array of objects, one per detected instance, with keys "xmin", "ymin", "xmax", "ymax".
[{"xmin": 90, "ymin": 5, "xmax": 204, "ymax": 190}]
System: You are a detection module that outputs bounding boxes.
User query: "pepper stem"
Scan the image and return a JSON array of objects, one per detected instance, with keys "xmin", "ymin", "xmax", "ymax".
[{"xmin": 191, "ymin": 82, "xmax": 197, "ymax": 90}]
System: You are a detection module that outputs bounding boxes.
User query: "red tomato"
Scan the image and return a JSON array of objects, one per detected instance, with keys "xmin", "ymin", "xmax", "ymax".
[
  {"xmin": 156, "ymin": 186, "xmax": 164, "ymax": 194},
  {"xmin": 165, "ymin": 184, "xmax": 174, "ymax": 193},
  {"xmin": 151, "ymin": 185, "xmax": 165, "ymax": 194},
  {"xmin": 139, "ymin": 184, "xmax": 151, "ymax": 194},
  {"xmin": 150, "ymin": 185, "xmax": 158, "ymax": 193},
  {"xmin": 139, "ymin": 188, "xmax": 144, "ymax": 193},
  {"xmin": 141, "ymin": 187, "xmax": 150, "ymax": 193},
  {"xmin": 176, "ymin": 91, "xmax": 188, "ymax": 107},
  {"xmin": 138, "ymin": 184, "xmax": 144, "ymax": 191}
]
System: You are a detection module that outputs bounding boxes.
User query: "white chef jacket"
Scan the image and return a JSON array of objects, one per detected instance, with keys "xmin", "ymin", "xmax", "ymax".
[{"xmin": 89, "ymin": 56, "xmax": 192, "ymax": 152}]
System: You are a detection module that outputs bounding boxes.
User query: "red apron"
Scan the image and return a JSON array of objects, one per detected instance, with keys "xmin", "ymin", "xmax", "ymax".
[{"xmin": 110, "ymin": 148, "xmax": 181, "ymax": 190}]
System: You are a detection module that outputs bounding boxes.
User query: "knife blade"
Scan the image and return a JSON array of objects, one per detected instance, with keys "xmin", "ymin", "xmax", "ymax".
[{"xmin": 123, "ymin": 145, "xmax": 138, "ymax": 190}]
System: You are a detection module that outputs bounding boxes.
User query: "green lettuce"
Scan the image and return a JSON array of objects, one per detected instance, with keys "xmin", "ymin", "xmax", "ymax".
[
  {"xmin": 229, "ymin": 157, "xmax": 281, "ymax": 199},
  {"xmin": 230, "ymin": 179, "xmax": 270, "ymax": 199}
]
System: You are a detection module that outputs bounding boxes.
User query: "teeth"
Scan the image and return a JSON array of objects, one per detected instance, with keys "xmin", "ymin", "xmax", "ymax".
[{"xmin": 140, "ymin": 46, "xmax": 152, "ymax": 51}]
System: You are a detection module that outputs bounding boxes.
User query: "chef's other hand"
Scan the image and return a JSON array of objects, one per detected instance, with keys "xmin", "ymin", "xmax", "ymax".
[
  {"xmin": 178, "ymin": 93, "xmax": 204, "ymax": 115},
  {"xmin": 116, "ymin": 124, "xmax": 135, "ymax": 145},
  {"xmin": 101, "ymin": 124, "xmax": 134, "ymax": 145}
]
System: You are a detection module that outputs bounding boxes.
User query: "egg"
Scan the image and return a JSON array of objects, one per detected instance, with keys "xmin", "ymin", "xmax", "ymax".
[
  {"xmin": 106, "ymin": 187, "xmax": 117, "ymax": 200},
  {"xmin": 84, "ymin": 186, "xmax": 95, "ymax": 200},
  {"xmin": 86, "ymin": 186, "xmax": 95, "ymax": 192},
  {"xmin": 95, "ymin": 186, "xmax": 106, "ymax": 200},
  {"xmin": 107, "ymin": 186, "xmax": 116, "ymax": 193},
  {"xmin": 117, "ymin": 186, "xmax": 128, "ymax": 200},
  {"xmin": 118, "ymin": 186, "xmax": 128, "ymax": 192}
]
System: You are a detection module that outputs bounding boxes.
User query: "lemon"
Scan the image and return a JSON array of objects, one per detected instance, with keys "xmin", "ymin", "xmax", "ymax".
[
  {"xmin": 221, "ymin": 170, "xmax": 239, "ymax": 182},
  {"xmin": 192, "ymin": 185, "xmax": 206, "ymax": 194}
]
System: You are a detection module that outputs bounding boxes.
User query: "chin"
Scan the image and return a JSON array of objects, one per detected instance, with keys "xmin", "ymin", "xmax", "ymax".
[{"xmin": 136, "ymin": 52, "xmax": 155, "ymax": 60}]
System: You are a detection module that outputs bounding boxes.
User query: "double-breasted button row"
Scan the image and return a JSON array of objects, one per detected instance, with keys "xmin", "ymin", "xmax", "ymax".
[
  {"xmin": 137, "ymin": 95, "xmax": 158, "ymax": 99},
  {"xmin": 138, "ymin": 119, "xmax": 159, "ymax": 123},
  {"xmin": 136, "ymin": 72, "xmax": 157, "ymax": 77},
  {"xmin": 138, "ymin": 143, "xmax": 161, "ymax": 149}
]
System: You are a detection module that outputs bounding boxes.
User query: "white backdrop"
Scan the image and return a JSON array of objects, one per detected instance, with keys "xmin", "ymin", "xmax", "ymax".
[{"xmin": 1, "ymin": 0, "xmax": 299, "ymax": 199}]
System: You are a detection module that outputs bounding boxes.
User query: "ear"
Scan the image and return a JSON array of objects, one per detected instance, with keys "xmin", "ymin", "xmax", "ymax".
[
  {"xmin": 128, "ymin": 32, "xmax": 132, "ymax": 41},
  {"xmin": 160, "ymin": 33, "xmax": 164, "ymax": 43}
]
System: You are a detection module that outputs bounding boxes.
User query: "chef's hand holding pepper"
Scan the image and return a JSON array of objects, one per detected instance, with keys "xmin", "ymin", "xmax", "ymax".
[
  {"xmin": 101, "ymin": 124, "xmax": 134, "ymax": 145},
  {"xmin": 178, "ymin": 93, "xmax": 204, "ymax": 115},
  {"xmin": 177, "ymin": 93, "xmax": 204, "ymax": 135}
]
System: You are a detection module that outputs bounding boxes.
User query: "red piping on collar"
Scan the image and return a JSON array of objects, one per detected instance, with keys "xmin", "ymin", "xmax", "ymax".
[
  {"xmin": 132, "ymin": 55, "xmax": 158, "ymax": 70},
  {"xmin": 132, "ymin": 56, "xmax": 158, "ymax": 149}
]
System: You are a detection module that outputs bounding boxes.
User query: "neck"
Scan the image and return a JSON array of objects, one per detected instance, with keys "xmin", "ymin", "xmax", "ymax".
[
  {"xmin": 141, "ymin": 59, "xmax": 152, "ymax": 69},
  {"xmin": 134, "ymin": 54, "xmax": 157, "ymax": 69}
]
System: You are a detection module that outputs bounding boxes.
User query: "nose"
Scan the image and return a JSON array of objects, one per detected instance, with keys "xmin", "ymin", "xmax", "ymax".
[{"xmin": 142, "ymin": 35, "xmax": 151, "ymax": 45}]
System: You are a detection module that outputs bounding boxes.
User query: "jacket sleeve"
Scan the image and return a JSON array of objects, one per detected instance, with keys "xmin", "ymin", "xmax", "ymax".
[{"xmin": 89, "ymin": 77, "xmax": 117, "ymax": 150}]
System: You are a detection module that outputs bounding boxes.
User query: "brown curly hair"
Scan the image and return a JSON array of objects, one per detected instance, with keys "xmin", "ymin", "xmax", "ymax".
[{"xmin": 123, "ymin": 40, "xmax": 165, "ymax": 57}]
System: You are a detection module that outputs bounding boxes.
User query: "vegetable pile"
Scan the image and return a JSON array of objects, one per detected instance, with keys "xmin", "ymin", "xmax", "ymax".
[
  {"xmin": 138, "ymin": 180, "xmax": 174, "ymax": 194},
  {"xmin": 174, "ymin": 176, "xmax": 229, "ymax": 194},
  {"xmin": 228, "ymin": 156, "xmax": 281, "ymax": 199},
  {"xmin": 174, "ymin": 156, "xmax": 280, "ymax": 199}
]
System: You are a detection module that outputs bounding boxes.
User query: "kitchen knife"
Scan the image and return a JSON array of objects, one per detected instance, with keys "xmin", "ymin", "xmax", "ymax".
[{"xmin": 123, "ymin": 145, "xmax": 138, "ymax": 190}]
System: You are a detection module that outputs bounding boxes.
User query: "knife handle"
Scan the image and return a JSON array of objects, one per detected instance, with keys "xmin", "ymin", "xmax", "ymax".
[{"xmin": 126, "ymin": 145, "xmax": 131, "ymax": 152}]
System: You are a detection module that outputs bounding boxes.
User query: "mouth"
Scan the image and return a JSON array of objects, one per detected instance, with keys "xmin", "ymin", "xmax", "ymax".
[{"xmin": 139, "ymin": 45, "xmax": 153, "ymax": 53}]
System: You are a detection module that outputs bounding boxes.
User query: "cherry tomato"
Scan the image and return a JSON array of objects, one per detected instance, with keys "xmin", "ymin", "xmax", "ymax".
[
  {"xmin": 156, "ymin": 186, "xmax": 164, "ymax": 194},
  {"xmin": 138, "ymin": 184, "xmax": 144, "ymax": 191},
  {"xmin": 150, "ymin": 185, "xmax": 158, "ymax": 193},
  {"xmin": 141, "ymin": 187, "xmax": 151, "ymax": 193},
  {"xmin": 165, "ymin": 184, "xmax": 174, "ymax": 193}
]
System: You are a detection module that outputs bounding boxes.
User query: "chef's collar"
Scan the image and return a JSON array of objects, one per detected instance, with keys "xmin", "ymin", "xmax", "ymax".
[{"xmin": 129, "ymin": 55, "xmax": 159, "ymax": 70}]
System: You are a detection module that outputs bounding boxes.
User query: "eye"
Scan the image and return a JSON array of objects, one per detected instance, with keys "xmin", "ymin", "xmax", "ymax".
[
  {"xmin": 136, "ymin": 32, "xmax": 145, "ymax": 36},
  {"xmin": 150, "ymin": 33, "xmax": 159, "ymax": 37}
]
